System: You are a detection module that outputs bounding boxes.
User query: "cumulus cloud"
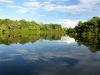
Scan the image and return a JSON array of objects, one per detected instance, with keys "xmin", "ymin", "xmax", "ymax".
[
  {"xmin": 0, "ymin": 0, "xmax": 13, "ymax": 3},
  {"xmin": 23, "ymin": 1, "xmax": 41, "ymax": 8},
  {"xmin": 16, "ymin": 8, "xmax": 29, "ymax": 14},
  {"xmin": 57, "ymin": 19, "xmax": 79, "ymax": 28},
  {"xmin": 43, "ymin": 0, "xmax": 100, "ymax": 14},
  {"xmin": 7, "ymin": 5, "xmax": 23, "ymax": 8},
  {"xmin": 7, "ymin": 5, "xmax": 36, "ymax": 14},
  {"xmin": 6, "ymin": 0, "xmax": 100, "ymax": 14}
]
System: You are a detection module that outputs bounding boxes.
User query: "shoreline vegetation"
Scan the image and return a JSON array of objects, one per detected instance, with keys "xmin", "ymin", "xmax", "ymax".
[
  {"xmin": 0, "ymin": 18, "xmax": 66, "ymax": 35},
  {"xmin": 67, "ymin": 16, "xmax": 100, "ymax": 52},
  {"xmin": 0, "ymin": 18, "xmax": 66, "ymax": 45},
  {"xmin": 0, "ymin": 17, "xmax": 100, "ymax": 52},
  {"xmin": 67, "ymin": 16, "xmax": 100, "ymax": 37}
]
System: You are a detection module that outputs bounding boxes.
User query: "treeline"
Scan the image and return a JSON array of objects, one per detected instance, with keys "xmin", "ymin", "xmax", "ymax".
[
  {"xmin": 0, "ymin": 18, "xmax": 66, "ymax": 34},
  {"xmin": 67, "ymin": 16, "xmax": 100, "ymax": 36},
  {"xmin": 67, "ymin": 16, "xmax": 100, "ymax": 52}
]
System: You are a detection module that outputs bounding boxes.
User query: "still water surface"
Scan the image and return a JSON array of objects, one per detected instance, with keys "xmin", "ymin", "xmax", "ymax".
[{"xmin": 0, "ymin": 36, "xmax": 100, "ymax": 75}]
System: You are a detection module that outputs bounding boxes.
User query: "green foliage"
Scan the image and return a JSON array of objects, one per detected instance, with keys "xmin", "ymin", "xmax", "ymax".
[
  {"xmin": 67, "ymin": 16, "xmax": 100, "ymax": 52},
  {"xmin": 66, "ymin": 28, "xmax": 76, "ymax": 37},
  {"xmin": 67, "ymin": 16, "xmax": 100, "ymax": 36},
  {"xmin": 0, "ymin": 18, "xmax": 66, "ymax": 45},
  {"xmin": 75, "ymin": 16, "xmax": 100, "ymax": 36},
  {"xmin": 0, "ymin": 18, "xmax": 66, "ymax": 35}
]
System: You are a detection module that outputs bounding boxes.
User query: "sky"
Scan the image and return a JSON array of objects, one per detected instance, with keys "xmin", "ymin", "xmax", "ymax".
[{"xmin": 0, "ymin": 0, "xmax": 100, "ymax": 28}]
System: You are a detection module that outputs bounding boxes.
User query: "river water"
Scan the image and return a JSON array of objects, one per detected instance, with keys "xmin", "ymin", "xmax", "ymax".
[{"xmin": 0, "ymin": 35, "xmax": 100, "ymax": 75}]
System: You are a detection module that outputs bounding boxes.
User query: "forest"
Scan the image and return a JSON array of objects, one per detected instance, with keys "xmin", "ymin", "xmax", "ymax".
[
  {"xmin": 67, "ymin": 16, "xmax": 100, "ymax": 36},
  {"xmin": 0, "ymin": 18, "xmax": 66, "ymax": 45},
  {"xmin": 67, "ymin": 16, "xmax": 100, "ymax": 52},
  {"xmin": 0, "ymin": 18, "xmax": 66, "ymax": 35}
]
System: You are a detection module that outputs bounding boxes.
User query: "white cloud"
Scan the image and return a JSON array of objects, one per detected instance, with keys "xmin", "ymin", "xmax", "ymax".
[
  {"xmin": 0, "ymin": 0, "xmax": 13, "ymax": 3},
  {"xmin": 16, "ymin": 8, "xmax": 29, "ymax": 13},
  {"xmin": 45, "ymin": 0, "xmax": 69, "ymax": 3},
  {"xmin": 7, "ymin": 5, "xmax": 23, "ymax": 8},
  {"xmin": 58, "ymin": 19, "xmax": 79, "ymax": 28},
  {"xmin": 23, "ymin": 1, "xmax": 41, "ymax": 8},
  {"xmin": 7, "ymin": 5, "xmax": 37, "ymax": 14},
  {"xmin": 29, "ymin": 0, "xmax": 37, "ymax": 1},
  {"xmin": 7, "ymin": 1, "xmax": 41, "ymax": 14},
  {"xmin": 43, "ymin": 0, "xmax": 100, "ymax": 14},
  {"xmin": 6, "ymin": 0, "xmax": 100, "ymax": 14}
]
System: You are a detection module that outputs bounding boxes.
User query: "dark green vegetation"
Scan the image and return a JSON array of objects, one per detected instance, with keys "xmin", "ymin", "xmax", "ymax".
[
  {"xmin": 67, "ymin": 16, "xmax": 100, "ymax": 52},
  {"xmin": 67, "ymin": 16, "xmax": 100, "ymax": 36},
  {"xmin": 0, "ymin": 18, "xmax": 66, "ymax": 45},
  {"xmin": 0, "ymin": 18, "xmax": 66, "ymax": 34}
]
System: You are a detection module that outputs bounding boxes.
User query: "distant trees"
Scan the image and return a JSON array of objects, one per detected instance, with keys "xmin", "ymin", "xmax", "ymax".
[
  {"xmin": 0, "ymin": 18, "xmax": 66, "ymax": 45},
  {"xmin": 0, "ymin": 18, "xmax": 66, "ymax": 34},
  {"xmin": 76, "ymin": 16, "xmax": 100, "ymax": 36},
  {"xmin": 67, "ymin": 16, "xmax": 100, "ymax": 52},
  {"xmin": 67, "ymin": 16, "xmax": 100, "ymax": 37}
]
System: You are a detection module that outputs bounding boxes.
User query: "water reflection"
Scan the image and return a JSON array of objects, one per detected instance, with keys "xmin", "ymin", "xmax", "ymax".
[
  {"xmin": 0, "ymin": 58, "xmax": 13, "ymax": 62},
  {"xmin": 0, "ymin": 33, "xmax": 62, "ymax": 45},
  {"xmin": 74, "ymin": 35, "xmax": 100, "ymax": 52},
  {"xmin": 60, "ymin": 36, "xmax": 75, "ymax": 44},
  {"xmin": 0, "ymin": 35, "xmax": 100, "ymax": 75}
]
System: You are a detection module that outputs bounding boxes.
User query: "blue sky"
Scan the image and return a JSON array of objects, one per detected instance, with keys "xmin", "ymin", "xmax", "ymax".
[{"xmin": 0, "ymin": 0, "xmax": 100, "ymax": 28}]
